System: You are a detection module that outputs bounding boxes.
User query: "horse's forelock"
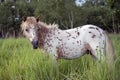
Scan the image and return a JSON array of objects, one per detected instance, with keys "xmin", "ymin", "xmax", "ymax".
[
  {"xmin": 26, "ymin": 17, "xmax": 37, "ymax": 23},
  {"xmin": 21, "ymin": 17, "xmax": 38, "ymax": 29}
]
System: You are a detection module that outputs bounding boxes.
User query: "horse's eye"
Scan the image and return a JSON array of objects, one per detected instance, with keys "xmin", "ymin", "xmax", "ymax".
[
  {"xmin": 37, "ymin": 28, "xmax": 40, "ymax": 31},
  {"xmin": 26, "ymin": 29, "xmax": 29, "ymax": 32}
]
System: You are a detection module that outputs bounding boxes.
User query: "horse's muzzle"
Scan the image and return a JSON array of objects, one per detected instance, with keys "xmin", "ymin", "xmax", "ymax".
[{"xmin": 31, "ymin": 41, "xmax": 38, "ymax": 49}]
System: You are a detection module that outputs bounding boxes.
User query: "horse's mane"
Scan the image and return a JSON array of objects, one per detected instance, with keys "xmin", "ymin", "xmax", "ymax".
[{"xmin": 38, "ymin": 21, "xmax": 59, "ymax": 29}]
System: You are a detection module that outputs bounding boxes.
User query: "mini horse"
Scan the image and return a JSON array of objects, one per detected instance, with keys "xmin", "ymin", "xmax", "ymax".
[{"xmin": 21, "ymin": 17, "xmax": 114, "ymax": 63}]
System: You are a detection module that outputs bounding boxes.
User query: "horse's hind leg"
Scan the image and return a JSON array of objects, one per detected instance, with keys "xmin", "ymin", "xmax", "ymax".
[{"xmin": 86, "ymin": 43, "xmax": 105, "ymax": 61}]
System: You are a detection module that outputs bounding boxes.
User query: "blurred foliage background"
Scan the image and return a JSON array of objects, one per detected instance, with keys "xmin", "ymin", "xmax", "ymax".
[{"xmin": 0, "ymin": 0, "xmax": 119, "ymax": 38}]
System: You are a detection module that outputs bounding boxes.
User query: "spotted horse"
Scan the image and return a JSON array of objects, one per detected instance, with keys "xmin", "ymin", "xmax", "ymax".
[{"xmin": 21, "ymin": 16, "xmax": 114, "ymax": 64}]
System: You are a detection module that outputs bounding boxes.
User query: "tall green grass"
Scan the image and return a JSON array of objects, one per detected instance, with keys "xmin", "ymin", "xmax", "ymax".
[{"xmin": 0, "ymin": 35, "xmax": 120, "ymax": 80}]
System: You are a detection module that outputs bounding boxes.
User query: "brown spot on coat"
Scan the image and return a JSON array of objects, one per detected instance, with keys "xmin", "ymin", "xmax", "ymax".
[
  {"xmin": 57, "ymin": 37, "xmax": 62, "ymax": 41},
  {"xmin": 89, "ymin": 27, "xmax": 95, "ymax": 29},
  {"xmin": 66, "ymin": 32, "xmax": 71, "ymax": 37},
  {"xmin": 77, "ymin": 32, "xmax": 80, "ymax": 36},
  {"xmin": 72, "ymin": 37, "xmax": 76, "ymax": 39},
  {"xmin": 58, "ymin": 32, "xmax": 60, "ymax": 34},
  {"xmin": 89, "ymin": 31, "xmax": 92, "ymax": 33},
  {"xmin": 96, "ymin": 28, "xmax": 102, "ymax": 36},
  {"xmin": 46, "ymin": 43, "xmax": 53, "ymax": 47},
  {"xmin": 92, "ymin": 34, "xmax": 96, "ymax": 38},
  {"xmin": 96, "ymin": 27, "xmax": 99, "ymax": 30}
]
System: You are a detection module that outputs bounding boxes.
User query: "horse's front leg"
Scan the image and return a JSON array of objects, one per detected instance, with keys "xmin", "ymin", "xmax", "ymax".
[{"xmin": 44, "ymin": 48, "xmax": 58, "ymax": 63}]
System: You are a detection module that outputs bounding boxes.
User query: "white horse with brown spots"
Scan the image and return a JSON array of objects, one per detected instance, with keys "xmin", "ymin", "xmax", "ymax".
[{"xmin": 21, "ymin": 16, "xmax": 114, "ymax": 64}]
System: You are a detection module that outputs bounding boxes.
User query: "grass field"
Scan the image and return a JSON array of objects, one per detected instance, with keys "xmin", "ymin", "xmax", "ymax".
[{"xmin": 0, "ymin": 34, "xmax": 120, "ymax": 80}]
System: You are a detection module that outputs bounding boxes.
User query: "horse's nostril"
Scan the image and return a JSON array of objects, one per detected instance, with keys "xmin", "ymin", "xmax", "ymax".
[{"xmin": 31, "ymin": 41, "xmax": 38, "ymax": 49}]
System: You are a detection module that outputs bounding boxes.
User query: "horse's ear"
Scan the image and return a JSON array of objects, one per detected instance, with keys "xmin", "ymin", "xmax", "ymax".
[
  {"xmin": 22, "ymin": 16, "xmax": 27, "ymax": 22},
  {"xmin": 36, "ymin": 16, "xmax": 40, "ymax": 22}
]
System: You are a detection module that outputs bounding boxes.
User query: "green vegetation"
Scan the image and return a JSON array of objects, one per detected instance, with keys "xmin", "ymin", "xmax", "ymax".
[
  {"xmin": 0, "ymin": 35, "xmax": 120, "ymax": 80},
  {"xmin": 0, "ymin": 1, "xmax": 120, "ymax": 79}
]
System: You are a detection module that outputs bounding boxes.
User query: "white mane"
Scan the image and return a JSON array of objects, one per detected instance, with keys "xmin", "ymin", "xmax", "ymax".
[{"xmin": 38, "ymin": 21, "xmax": 59, "ymax": 29}]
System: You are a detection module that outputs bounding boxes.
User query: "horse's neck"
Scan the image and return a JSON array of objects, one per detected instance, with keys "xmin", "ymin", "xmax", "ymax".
[{"xmin": 38, "ymin": 27, "xmax": 58, "ymax": 48}]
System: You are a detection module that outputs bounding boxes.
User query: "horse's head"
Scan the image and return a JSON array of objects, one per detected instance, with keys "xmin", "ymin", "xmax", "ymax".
[{"xmin": 21, "ymin": 16, "xmax": 40, "ymax": 49}]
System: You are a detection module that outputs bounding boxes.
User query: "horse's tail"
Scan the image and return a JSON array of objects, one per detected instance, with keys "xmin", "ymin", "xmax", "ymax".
[{"xmin": 105, "ymin": 32, "xmax": 114, "ymax": 65}]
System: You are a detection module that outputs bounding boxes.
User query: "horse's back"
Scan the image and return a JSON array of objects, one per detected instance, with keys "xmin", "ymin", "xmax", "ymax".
[
  {"xmin": 80, "ymin": 24, "xmax": 105, "ymax": 40},
  {"xmin": 80, "ymin": 24, "xmax": 104, "ymax": 32}
]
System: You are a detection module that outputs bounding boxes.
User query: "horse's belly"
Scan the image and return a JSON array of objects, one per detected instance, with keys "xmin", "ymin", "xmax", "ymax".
[
  {"xmin": 61, "ymin": 46, "xmax": 84, "ymax": 59},
  {"xmin": 62, "ymin": 52, "xmax": 83, "ymax": 59}
]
